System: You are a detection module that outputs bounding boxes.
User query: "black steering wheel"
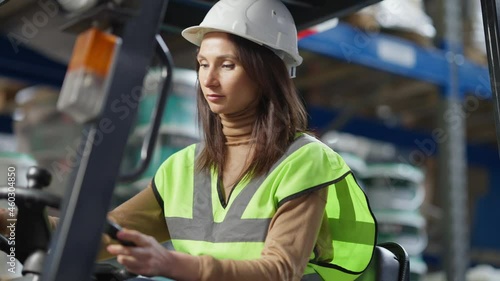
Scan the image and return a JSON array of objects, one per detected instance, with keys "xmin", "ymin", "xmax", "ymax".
[{"xmin": 0, "ymin": 166, "xmax": 137, "ymax": 281}]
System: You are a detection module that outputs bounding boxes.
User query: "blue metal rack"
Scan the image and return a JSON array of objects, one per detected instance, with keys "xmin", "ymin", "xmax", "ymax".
[
  {"xmin": 299, "ymin": 21, "xmax": 492, "ymax": 98},
  {"xmin": 0, "ymin": 35, "xmax": 67, "ymax": 87},
  {"xmin": 308, "ymin": 106, "xmax": 500, "ymax": 167}
]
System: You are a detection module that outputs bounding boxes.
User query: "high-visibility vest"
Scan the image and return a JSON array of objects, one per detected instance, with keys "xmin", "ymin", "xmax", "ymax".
[{"xmin": 153, "ymin": 134, "xmax": 376, "ymax": 281}]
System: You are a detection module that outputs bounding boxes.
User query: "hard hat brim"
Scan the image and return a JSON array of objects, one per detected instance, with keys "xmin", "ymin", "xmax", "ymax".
[{"xmin": 182, "ymin": 26, "xmax": 262, "ymax": 48}]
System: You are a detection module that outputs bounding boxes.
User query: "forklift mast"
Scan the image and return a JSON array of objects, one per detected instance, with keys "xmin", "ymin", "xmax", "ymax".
[
  {"xmin": 481, "ymin": 0, "xmax": 500, "ymax": 156},
  {"xmin": 41, "ymin": 1, "xmax": 168, "ymax": 280}
]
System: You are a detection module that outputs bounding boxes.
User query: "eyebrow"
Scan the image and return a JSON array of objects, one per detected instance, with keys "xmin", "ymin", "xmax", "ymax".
[{"xmin": 196, "ymin": 54, "xmax": 238, "ymax": 61}]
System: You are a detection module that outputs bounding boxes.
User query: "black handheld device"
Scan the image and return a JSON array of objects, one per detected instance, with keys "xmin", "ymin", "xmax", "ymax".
[{"xmin": 104, "ymin": 220, "xmax": 136, "ymax": 247}]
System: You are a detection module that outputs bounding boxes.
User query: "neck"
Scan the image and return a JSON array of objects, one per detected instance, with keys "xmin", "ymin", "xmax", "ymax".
[{"xmin": 220, "ymin": 103, "xmax": 257, "ymax": 146}]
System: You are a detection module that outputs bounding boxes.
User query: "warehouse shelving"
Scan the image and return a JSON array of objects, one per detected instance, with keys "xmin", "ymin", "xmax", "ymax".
[{"xmin": 299, "ymin": 21, "xmax": 491, "ymax": 97}]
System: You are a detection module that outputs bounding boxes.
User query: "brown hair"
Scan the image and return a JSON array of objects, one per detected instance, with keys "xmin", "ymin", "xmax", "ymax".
[{"xmin": 195, "ymin": 33, "xmax": 308, "ymax": 178}]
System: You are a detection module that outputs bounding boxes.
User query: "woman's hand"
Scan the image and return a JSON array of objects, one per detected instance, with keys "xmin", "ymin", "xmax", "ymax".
[{"xmin": 106, "ymin": 228, "xmax": 172, "ymax": 277}]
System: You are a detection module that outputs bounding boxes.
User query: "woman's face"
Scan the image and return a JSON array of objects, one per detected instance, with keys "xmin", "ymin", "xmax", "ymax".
[{"xmin": 197, "ymin": 32, "xmax": 259, "ymax": 115}]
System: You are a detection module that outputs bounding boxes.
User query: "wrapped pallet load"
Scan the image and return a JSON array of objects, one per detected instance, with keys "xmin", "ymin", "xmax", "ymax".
[
  {"xmin": 361, "ymin": 162, "xmax": 428, "ymax": 281},
  {"xmin": 343, "ymin": 0, "xmax": 436, "ymax": 47},
  {"xmin": 464, "ymin": 0, "xmax": 487, "ymax": 65}
]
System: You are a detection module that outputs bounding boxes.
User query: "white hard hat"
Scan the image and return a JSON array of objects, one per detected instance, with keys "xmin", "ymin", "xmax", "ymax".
[{"xmin": 182, "ymin": 0, "xmax": 303, "ymax": 77}]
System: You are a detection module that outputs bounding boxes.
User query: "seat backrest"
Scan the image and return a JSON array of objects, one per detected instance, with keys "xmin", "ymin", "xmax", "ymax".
[{"xmin": 355, "ymin": 242, "xmax": 410, "ymax": 281}]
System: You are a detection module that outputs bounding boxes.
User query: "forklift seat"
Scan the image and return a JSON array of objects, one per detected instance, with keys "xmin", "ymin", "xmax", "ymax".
[{"xmin": 355, "ymin": 242, "xmax": 410, "ymax": 281}]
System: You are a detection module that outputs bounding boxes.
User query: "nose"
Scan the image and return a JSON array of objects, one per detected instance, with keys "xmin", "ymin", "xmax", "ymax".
[{"xmin": 202, "ymin": 67, "xmax": 219, "ymax": 88}]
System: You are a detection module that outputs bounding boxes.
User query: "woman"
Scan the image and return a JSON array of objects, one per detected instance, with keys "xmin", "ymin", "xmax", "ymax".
[{"xmin": 106, "ymin": 1, "xmax": 377, "ymax": 281}]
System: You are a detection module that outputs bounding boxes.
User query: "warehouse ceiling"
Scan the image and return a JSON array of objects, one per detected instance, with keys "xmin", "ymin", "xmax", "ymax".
[
  {"xmin": 0, "ymin": 0, "xmax": 497, "ymax": 150},
  {"xmin": 163, "ymin": 0, "xmax": 382, "ymax": 30}
]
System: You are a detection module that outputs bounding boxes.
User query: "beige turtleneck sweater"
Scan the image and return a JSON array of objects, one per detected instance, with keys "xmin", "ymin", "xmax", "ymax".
[
  {"xmin": 218, "ymin": 104, "xmax": 257, "ymax": 195},
  {"xmin": 46, "ymin": 105, "xmax": 330, "ymax": 281}
]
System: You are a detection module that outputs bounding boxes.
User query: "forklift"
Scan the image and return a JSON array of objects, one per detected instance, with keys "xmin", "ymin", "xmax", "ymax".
[{"xmin": 1, "ymin": 0, "xmax": 499, "ymax": 280}]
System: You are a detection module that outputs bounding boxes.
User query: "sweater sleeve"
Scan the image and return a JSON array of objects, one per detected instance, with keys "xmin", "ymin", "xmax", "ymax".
[
  {"xmin": 197, "ymin": 187, "xmax": 327, "ymax": 281},
  {"xmin": 108, "ymin": 183, "xmax": 169, "ymax": 241}
]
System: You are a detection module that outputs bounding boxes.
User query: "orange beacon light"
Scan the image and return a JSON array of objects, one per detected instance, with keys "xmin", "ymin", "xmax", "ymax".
[{"xmin": 57, "ymin": 27, "xmax": 121, "ymax": 123}]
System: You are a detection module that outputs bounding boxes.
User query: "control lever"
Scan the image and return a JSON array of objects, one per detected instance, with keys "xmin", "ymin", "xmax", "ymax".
[
  {"xmin": 104, "ymin": 220, "xmax": 136, "ymax": 247},
  {"xmin": 93, "ymin": 263, "xmax": 138, "ymax": 281}
]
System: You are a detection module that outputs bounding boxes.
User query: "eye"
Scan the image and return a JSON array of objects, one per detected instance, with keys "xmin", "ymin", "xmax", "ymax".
[
  {"xmin": 199, "ymin": 63, "xmax": 209, "ymax": 69},
  {"xmin": 221, "ymin": 63, "xmax": 235, "ymax": 69}
]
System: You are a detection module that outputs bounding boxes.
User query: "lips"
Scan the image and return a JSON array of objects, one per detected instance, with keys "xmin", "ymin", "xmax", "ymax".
[{"xmin": 206, "ymin": 94, "xmax": 224, "ymax": 102}]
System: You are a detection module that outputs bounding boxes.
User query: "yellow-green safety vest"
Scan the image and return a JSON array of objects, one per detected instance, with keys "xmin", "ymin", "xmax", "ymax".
[{"xmin": 153, "ymin": 134, "xmax": 377, "ymax": 281}]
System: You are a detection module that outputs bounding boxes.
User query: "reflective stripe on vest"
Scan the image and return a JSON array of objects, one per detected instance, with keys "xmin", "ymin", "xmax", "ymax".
[{"xmin": 154, "ymin": 134, "xmax": 376, "ymax": 280}]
